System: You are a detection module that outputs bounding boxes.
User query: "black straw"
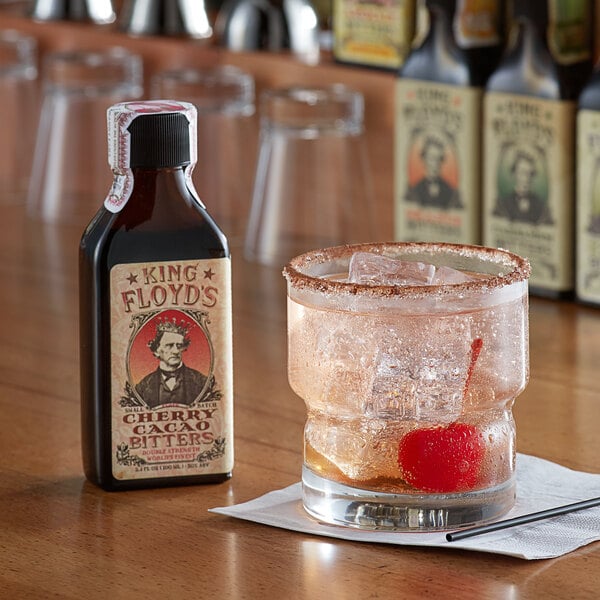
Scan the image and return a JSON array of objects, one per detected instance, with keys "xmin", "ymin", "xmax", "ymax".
[{"xmin": 446, "ymin": 497, "xmax": 600, "ymax": 542}]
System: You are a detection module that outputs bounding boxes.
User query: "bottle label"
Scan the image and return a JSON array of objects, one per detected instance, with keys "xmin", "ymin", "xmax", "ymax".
[
  {"xmin": 548, "ymin": 0, "xmax": 592, "ymax": 65},
  {"xmin": 109, "ymin": 258, "xmax": 233, "ymax": 480},
  {"xmin": 104, "ymin": 100, "xmax": 202, "ymax": 213},
  {"xmin": 576, "ymin": 109, "xmax": 600, "ymax": 302},
  {"xmin": 394, "ymin": 79, "xmax": 482, "ymax": 244},
  {"xmin": 483, "ymin": 92, "xmax": 575, "ymax": 292},
  {"xmin": 333, "ymin": 0, "xmax": 416, "ymax": 69},
  {"xmin": 454, "ymin": 0, "xmax": 502, "ymax": 48}
]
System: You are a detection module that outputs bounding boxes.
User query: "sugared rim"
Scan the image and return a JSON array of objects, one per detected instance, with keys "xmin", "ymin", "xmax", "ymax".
[{"xmin": 282, "ymin": 242, "xmax": 531, "ymax": 298}]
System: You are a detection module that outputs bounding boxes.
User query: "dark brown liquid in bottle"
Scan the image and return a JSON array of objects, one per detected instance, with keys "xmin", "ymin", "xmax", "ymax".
[{"xmin": 80, "ymin": 166, "xmax": 231, "ymax": 491}]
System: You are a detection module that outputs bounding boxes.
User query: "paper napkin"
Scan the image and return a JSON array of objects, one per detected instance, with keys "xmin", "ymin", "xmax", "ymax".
[{"xmin": 210, "ymin": 454, "xmax": 600, "ymax": 560}]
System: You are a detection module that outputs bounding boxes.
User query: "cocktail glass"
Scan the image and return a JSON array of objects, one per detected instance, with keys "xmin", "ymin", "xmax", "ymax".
[{"xmin": 283, "ymin": 242, "xmax": 530, "ymax": 530}]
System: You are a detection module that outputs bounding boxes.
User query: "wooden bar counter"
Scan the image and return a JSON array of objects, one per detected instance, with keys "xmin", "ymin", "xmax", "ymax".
[
  {"xmin": 0, "ymin": 201, "xmax": 599, "ymax": 599},
  {"xmin": 1, "ymin": 11, "xmax": 600, "ymax": 598}
]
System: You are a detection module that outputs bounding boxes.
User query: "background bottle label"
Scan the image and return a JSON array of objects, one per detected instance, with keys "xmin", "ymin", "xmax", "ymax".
[
  {"xmin": 454, "ymin": 0, "xmax": 501, "ymax": 48},
  {"xmin": 394, "ymin": 79, "xmax": 482, "ymax": 244},
  {"xmin": 483, "ymin": 93, "xmax": 575, "ymax": 292},
  {"xmin": 577, "ymin": 109, "xmax": 600, "ymax": 302},
  {"xmin": 109, "ymin": 258, "xmax": 233, "ymax": 480},
  {"xmin": 333, "ymin": 0, "xmax": 415, "ymax": 69},
  {"xmin": 548, "ymin": 0, "xmax": 592, "ymax": 65}
]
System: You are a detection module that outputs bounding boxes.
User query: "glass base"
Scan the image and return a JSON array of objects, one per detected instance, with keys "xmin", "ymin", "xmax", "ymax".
[{"xmin": 302, "ymin": 466, "xmax": 515, "ymax": 531}]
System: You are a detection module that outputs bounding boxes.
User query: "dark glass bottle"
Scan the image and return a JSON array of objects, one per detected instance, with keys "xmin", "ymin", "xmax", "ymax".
[
  {"xmin": 395, "ymin": 0, "xmax": 483, "ymax": 245},
  {"xmin": 80, "ymin": 101, "xmax": 234, "ymax": 491},
  {"xmin": 576, "ymin": 66, "xmax": 600, "ymax": 305},
  {"xmin": 483, "ymin": 1, "xmax": 593, "ymax": 299},
  {"xmin": 453, "ymin": 0, "xmax": 506, "ymax": 86}
]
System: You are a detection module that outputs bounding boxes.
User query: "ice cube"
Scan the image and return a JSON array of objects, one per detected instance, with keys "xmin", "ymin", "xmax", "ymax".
[
  {"xmin": 348, "ymin": 252, "xmax": 435, "ymax": 285},
  {"xmin": 305, "ymin": 416, "xmax": 408, "ymax": 482},
  {"xmin": 310, "ymin": 321, "xmax": 377, "ymax": 416},
  {"xmin": 347, "ymin": 252, "xmax": 476, "ymax": 287},
  {"xmin": 431, "ymin": 265, "xmax": 476, "ymax": 285},
  {"xmin": 365, "ymin": 318, "xmax": 472, "ymax": 423}
]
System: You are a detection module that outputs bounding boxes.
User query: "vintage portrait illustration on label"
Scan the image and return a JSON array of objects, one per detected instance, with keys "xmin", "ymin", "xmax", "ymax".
[
  {"xmin": 395, "ymin": 79, "xmax": 481, "ymax": 244},
  {"xmin": 110, "ymin": 259, "xmax": 233, "ymax": 480},
  {"xmin": 405, "ymin": 131, "xmax": 462, "ymax": 210},
  {"xmin": 123, "ymin": 308, "xmax": 216, "ymax": 409},
  {"xmin": 492, "ymin": 143, "xmax": 552, "ymax": 225}
]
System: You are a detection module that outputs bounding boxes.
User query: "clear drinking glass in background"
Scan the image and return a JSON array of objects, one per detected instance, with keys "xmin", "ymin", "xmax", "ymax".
[
  {"xmin": 245, "ymin": 85, "xmax": 375, "ymax": 267},
  {"xmin": 30, "ymin": 0, "xmax": 116, "ymax": 23},
  {"xmin": 284, "ymin": 242, "xmax": 530, "ymax": 531},
  {"xmin": 151, "ymin": 65, "xmax": 256, "ymax": 244},
  {"xmin": 0, "ymin": 30, "xmax": 38, "ymax": 205},
  {"xmin": 27, "ymin": 48, "xmax": 143, "ymax": 224}
]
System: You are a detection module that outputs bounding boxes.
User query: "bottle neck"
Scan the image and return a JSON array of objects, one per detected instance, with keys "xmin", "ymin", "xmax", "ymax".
[
  {"xmin": 515, "ymin": 17, "xmax": 551, "ymax": 60},
  {"xmin": 427, "ymin": 4, "xmax": 455, "ymax": 47},
  {"xmin": 123, "ymin": 165, "xmax": 198, "ymax": 220},
  {"xmin": 420, "ymin": 4, "xmax": 470, "ymax": 84},
  {"xmin": 516, "ymin": 16, "xmax": 550, "ymax": 54},
  {"xmin": 486, "ymin": 16, "xmax": 559, "ymax": 99},
  {"xmin": 513, "ymin": 3, "xmax": 549, "ymax": 26},
  {"xmin": 130, "ymin": 164, "xmax": 191, "ymax": 194}
]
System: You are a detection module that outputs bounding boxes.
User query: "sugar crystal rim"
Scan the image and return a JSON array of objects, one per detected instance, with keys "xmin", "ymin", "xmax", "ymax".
[{"xmin": 282, "ymin": 242, "xmax": 531, "ymax": 298}]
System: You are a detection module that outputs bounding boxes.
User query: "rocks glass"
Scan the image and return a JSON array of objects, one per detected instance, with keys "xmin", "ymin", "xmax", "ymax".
[{"xmin": 284, "ymin": 242, "xmax": 530, "ymax": 531}]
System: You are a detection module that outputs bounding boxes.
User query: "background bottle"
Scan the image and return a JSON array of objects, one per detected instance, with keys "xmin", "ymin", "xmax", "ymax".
[
  {"xmin": 394, "ymin": 0, "xmax": 482, "ymax": 245},
  {"xmin": 482, "ymin": 1, "xmax": 594, "ymax": 298},
  {"xmin": 332, "ymin": 0, "xmax": 416, "ymax": 71},
  {"xmin": 80, "ymin": 101, "xmax": 234, "ymax": 491},
  {"xmin": 576, "ymin": 65, "xmax": 600, "ymax": 306},
  {"xmin": 453, "ymin": 0, "xmax": 506, "ymax": 86}
]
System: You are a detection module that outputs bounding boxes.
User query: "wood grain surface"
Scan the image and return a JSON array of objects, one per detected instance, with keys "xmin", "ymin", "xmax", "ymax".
[
  {"xmin": 0, "ymin": 11, "xmax": 599, "ymax": 599},
  {"xmin": 0, "ymin": 201, "xmax": 599, "ymax": 599}
]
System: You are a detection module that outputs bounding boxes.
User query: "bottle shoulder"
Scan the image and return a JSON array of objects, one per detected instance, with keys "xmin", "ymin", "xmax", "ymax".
[
  {"xmin": 80, "ymin": 173, "xmax": 230, "ymax": 270},
  {"xmin": 578, "ymin": 69, "xmax": 600, "ymax": 110},
  {"xmin": 486, "ymin": 41, "xmax": 561, "ymax": 99},
  {"xmin": 400, "ymin": 34, "xmax": 472, "ymax": 86}
]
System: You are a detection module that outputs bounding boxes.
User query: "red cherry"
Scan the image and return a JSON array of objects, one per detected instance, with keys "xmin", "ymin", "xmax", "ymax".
[{"xmin": 397, "ymin": 423, "xmax": 485, "ymax": 493}]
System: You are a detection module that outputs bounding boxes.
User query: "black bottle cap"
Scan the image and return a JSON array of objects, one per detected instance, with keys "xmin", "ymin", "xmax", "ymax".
[{"xmin": 128, "ymin": 112, "xmax": 191, "ymax": 168}]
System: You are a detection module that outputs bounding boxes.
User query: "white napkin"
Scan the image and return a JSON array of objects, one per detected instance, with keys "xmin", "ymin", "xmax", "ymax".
[{"xmin": 210, "ymin": 454, "xmax": 600, "ymax": 560}]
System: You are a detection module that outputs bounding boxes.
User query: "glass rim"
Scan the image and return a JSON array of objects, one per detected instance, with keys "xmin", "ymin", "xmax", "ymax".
[
  {"xmin": 283, "ymin": 242, "xmax": 531, "ymax": 298},
  {"xmin": 150, "ymin": 65, "xmax": 255, "ymax": 114},
  {"xmin": 259, "ymin": 84, "xmax": 364, "ymax": 132},
  {"xmin": 41, "ymin": 47, "xmax": 143, "ymax": 92}
]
